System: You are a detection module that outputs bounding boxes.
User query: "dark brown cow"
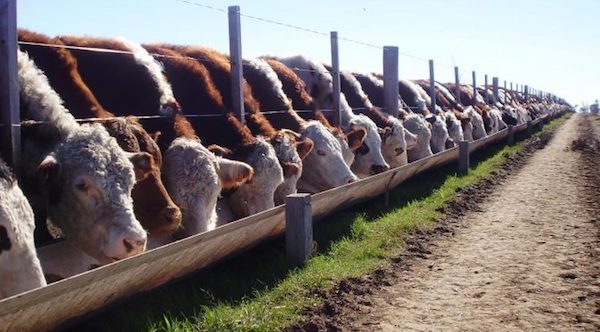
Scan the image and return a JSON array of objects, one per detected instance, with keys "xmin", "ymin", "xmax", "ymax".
[
  {"xmin": 263, "ymin": 58, "xmax": 316, "ymax": 112},
  {"xmin": 24, "ymin": 33, "xmax": 182, "ymax": 237}
]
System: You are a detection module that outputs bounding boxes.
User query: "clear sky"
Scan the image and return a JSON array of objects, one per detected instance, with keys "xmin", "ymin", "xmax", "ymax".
[{"xmin": 17, "ymin": 0, "xmax": 600, "ymax": 106}]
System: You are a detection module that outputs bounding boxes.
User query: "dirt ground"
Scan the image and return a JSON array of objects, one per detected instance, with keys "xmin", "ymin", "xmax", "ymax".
[{"xmin": 291, "ymin": 114, "xmax": 600, "ymax": 331}]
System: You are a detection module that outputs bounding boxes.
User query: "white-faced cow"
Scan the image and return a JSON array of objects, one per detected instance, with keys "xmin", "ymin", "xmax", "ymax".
[
  {"xmin": 0, "ymin": 158, "xmax": 46, "ymax": 299},
  {"xmin": 18, "ymin": 50, "xmax": 147, "ymax": 264}
]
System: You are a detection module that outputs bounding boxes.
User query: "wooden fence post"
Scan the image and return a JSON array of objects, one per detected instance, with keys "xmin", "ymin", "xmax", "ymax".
[
  {"xmin": 428, "ymin": 59, "xmax": 436, "ymax": 112},
  {"xmin": 503, "ymin": 80, "xmax": 507, "ymax": 104},
  {"xmin": 228, "ymin": 5, "xmax": 245, "ymax": 124},
  {"xmin": 0, "ymin": 0, "xmax": 20, "ymax": 167},
  {"xmin": 286, "ymin": 193, "xmax": 312, "ymax": 267},
  {"xmin": 524, "ymin": 85, "xmax": 529, "ymax": 103},
  {"xmin": 383, "ymin": 46, "xmax": 399, "ymax": 117},
  {"xmin": 507, "ymin": 125, "xmax": 515, "ymax": 145},
  {"xmin": 454, "ymin": 66, "xmax": 461, "ymax": 105},
  {"xmin": 330, "ymin": 31, "xmax": 341, "ymax": 125},
  {"xmin": 458, "ymin": 141, "xmax": 470, "ymax": 175}
]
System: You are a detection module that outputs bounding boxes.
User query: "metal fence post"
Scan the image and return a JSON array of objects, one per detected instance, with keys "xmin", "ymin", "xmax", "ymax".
[
  {"xmin": 492, "ymin": 77, "xmax": 499, "ymax": 102},
  {"xmin": 471, "ymin": 71, "xmax": 477, "ymax": 105},
  {"xmin": 383, "ymin": 46, "xmax": 399, "ymax": 117},
  {"xmin": 458, "ymin": 141, "xmax": 470, "ymax": 175},
  {"xmin": 454, "ymin": 66, "xmax": 461, "ymax": 105},
  {"xmin": 429, "ymin": 59, "xmax": 436, "ymax": 112},
  {"xmin": 228, "ymin": 5, "xmax": 245, "ymax": 124},
  {"xmin": 286, "ymin": 193, "xmax": 313, "ymax": 267},
  {"xmin": 0, "ymin": 0, "xmax": 20, "ymax": 167},
  {"xmin": 330, "ymin": 31, "xmax": 341, "ymax": 125}
]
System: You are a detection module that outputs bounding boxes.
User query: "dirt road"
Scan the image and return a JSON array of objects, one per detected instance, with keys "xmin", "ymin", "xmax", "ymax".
[{"xmin": 298, "ymin": 114, "xmax": 600, "ymax": 331}]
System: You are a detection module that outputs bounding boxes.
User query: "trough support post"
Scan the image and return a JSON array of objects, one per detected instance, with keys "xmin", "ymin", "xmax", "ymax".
[
  {"xmin": 428, "ymin": 59, "xmax": 436, "ymax": 112},
  {"xmin": 383, "ymin": 46, "xmax": 399, "ymax": 117},
  {"xmin": 454, "ymin": 66, "xmax": 461, "ymax": 105},
  {"xmin": 526, "ymin": 120, "xmax": 533, "ymax": 137},
  {"xmin": 471, "ymin": 71, "xmax": 477, "ymax": 105},
  {"xmin": 492, "ymin": 77, "xmax": 499, "ymax": 102},
  {"xmin": 0, "ymin": 0, "xmax": 20, "ymax": 167},
  {"xmin": 507, "ymin": 125, "xmax": 515, "ymax": 146},
  {"xmin": 228, "ymin": 5, "xmax": 245, "ymax": 125},
  {"xmin": 458, "ymin": 141, "xmax": 470, "ymax": 175},
  {"xmin": 330, "ymin": 31, "xmax": 341, "ymax": 125},
  {"xmin": 286, "ymin": 193, "xmax": 313, "ymax": 267}
]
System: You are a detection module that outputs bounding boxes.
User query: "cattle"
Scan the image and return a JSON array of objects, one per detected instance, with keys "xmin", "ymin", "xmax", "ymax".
[
  {"xmin": 336, "ymin": 70, "xmax": 416, "ymax": 168},
  {"xmin": 0, "ymin": 158, "xmax": 46, "ymax": 299},
  {"xmin": 261, "ymin": 58, "xmax": 364, "ymax": 192},
  {"xmin": 276, "ymin": 55, "xmax": 389, "ymax": 178},
  {"xmin": 162, "ymin": 114, "xmax": 253, "ymax": 237},
  {"xmin": 242, "ymin": 57, "xmax": 318, "ymax": 203},
  {"xmin": 18, "ymin": 50, "xmax": 147, "ymax": 263},
  {"xmin": 135, "ymin": 45, "xmax": 283, "ymax": 219},
  {"xmin": 404, "ymin": 113, "xmax": 434, "ymax": 162},
  {"xmin": 20, "ymin": 31, "xmax": 182, "ymax": 238}
]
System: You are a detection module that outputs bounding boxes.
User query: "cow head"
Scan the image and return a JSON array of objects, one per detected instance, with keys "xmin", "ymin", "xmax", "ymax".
[
  {"xmin": 426, "ymin": 114, "xmax": 450, "ymax": 154},
  {"xmin": 101, "ymin": 118, "xmax": 182, "ymax": 238},
  {"xmin": 348, "ymin": 114, "xmax": 390, "ymax": 178},
  {"xmin": 464, "ymin": 107, "xmax": 487, "ymax": 140},
  {"xmin": 225, "ymin": 136, "xmax": 284, "ymax": 218},
  {"xmin": 445, "ymin": 110, "xmax": 464, "ymax": 143},
  {"xmin": 404, "ymin": 114, "xmax": 434, "ymax": 162},
  {"xmin": 296, "ymin": 121, "xmax": 359, "ymax": 193},
  {"xmin": 163, "ymin": 137, "xmax": 253, "ymax": 238},
  {"xmin": 37, "ymin": 124, "xmax": 147, "ymax": 264},
  {"xmin": 379, "ymin": 116, "xmax": 411, "ymax": 168},
  {"xmin": 270, "ymin": 130, "xmax": 314, "ymax": 205},
  {"xmin": 0, "ymin": 159, "xmax": 46, "ymax": 299}
]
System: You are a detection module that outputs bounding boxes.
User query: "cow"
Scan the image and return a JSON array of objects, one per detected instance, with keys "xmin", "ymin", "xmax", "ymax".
[
  {"xmin": 276, "ymin": 55, "xmax": 390, "ymax": 178},
  {"xmin": 139, "ymin": 45, "xmax": 283, "ymax": 219},
  {"xmin": 0, "ymin": 158, "xmax": 46, "ymax": 299},
  {"xmin": 336, "ymin": 69, "xmax": 416, "ymax": 168},
  {"xmin": 404, "ymin": 113, "xmax": 434, "ymax": 162},
  {"xmin": 18, "ymin": 50, "xmax": 147, "ymax": 263},
  {"xmin": 242, "ymin": 57, "xmax": 319, "ymax": 203},
  {"xmin": 20, "ymin": 31, "xmax": 182, "ymax": 238},
  {"xmin": 162, "ymin": 114, "xmax": 253, "ymax": 237}
]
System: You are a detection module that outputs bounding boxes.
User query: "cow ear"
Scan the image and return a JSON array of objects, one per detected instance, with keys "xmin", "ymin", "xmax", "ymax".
[
  {"xmin": 216, "ymin": 158, "xmax": 254, "ymax": 189},
  {"xmin": 149, "ymin": 131, "xmax": 161, "ymax": 143},
  {"xmin": 38, "ymin": 155, "xmax": 60, "ymax": 184},
  {"xmin": 208, "ymin": 144, "xmax": 232, "ymax": 157},
  {"xmin": 346, "ymin": 127, "xmax": 367, "ymax": 151},
  {"xmin": 127, "ymin": 152, "xmax": 154, "ymax": 181},
  {"xmin": 295, "ymin": 138, "xmax": 314, "ymax": 159},
  {"xmin": 281, "ymin": 161, "xmax": 301, "ymax": 177}
]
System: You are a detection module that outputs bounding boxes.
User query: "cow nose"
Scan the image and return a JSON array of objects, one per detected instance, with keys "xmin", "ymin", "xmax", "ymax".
[
  {"xmin": 371, "ymin": 164, "xmax": 389, "ymax": 174},
  {"xmin": 122, "ymin": 236, "xmax": 146, "ymax": 254},
  {"xmin": 163, "ymin": 206, "xmax": 182, "ymax": 224}
]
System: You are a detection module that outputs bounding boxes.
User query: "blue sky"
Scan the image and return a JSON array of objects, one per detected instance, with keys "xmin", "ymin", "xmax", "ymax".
[{"xmin": 17, "ymin": 0, "xmax": 599, "ymax": 106}]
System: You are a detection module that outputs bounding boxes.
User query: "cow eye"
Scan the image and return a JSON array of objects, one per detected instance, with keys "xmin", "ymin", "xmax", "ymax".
[
  {"xmin": 316, "ymin": 149, "xmax": 326, "ymax": 156},
  {"xmin": 356, "ymin": 143, "xmax": 370, "ymax": 155}
]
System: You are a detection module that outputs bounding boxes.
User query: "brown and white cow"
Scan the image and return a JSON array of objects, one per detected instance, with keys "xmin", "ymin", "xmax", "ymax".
[
  {"xmin": 143, "ymin": 45, "xmax": 283, "ymax": 219},
  {"xmin": 18, "ymin": 50, "xmax": 147, "ymax": 263},
  {"xmin": 0, "ymin": 158, "xmax": 46, "ymax": 299},
  {"xmin": 276, "ymin": 55, "xmax": 390, "ymax": 178},
  {"xmin": 263, "ymin": 58, "xmax": 363, "ymax": 192},
  {"xmin": 20, "ymin": 31, "xmax": 182, "ymax": 238}
]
